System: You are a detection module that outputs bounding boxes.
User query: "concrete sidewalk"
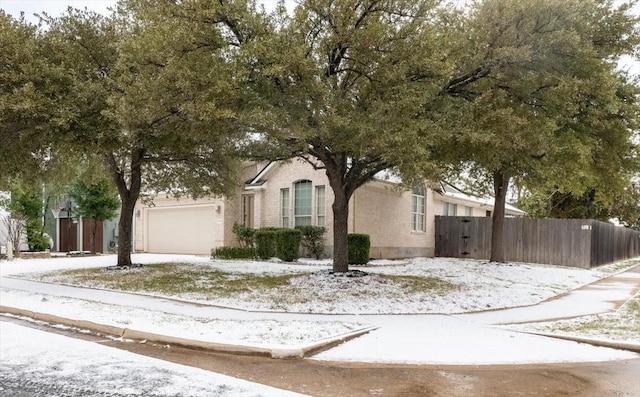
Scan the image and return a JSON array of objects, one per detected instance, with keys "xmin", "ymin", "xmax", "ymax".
[
  {"xmin": 456, "ymin": 265, "xmax": 640, "ymax": 325},
  {"xmin": 1, "ymin": 262, "xmax": 639, "ymax": 365}
]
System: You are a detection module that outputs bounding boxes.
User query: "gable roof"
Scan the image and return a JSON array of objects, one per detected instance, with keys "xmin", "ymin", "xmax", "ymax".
[
  {"xmin": 245, "ymin": 161, "xmax": 276, "ymax": 189},
  {"xmin": 435, "ymin": 182, "xmax": 526, "ymax": 215}
]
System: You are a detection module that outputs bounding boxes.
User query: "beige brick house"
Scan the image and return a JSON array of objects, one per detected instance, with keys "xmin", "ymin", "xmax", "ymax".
[{"xmin": 134, "ymin": 160, "xmax": 524, "ymax": 258}]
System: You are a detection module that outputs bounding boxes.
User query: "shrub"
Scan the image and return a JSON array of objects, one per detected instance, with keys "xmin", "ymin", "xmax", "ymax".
[
  {"xmin": 296, "ymin": 225, "xmax": 326, "ymax": 259},
  {"xmin": 277, "ymin": 229, "xmax": 302, "ymax": 262},
  {"xmin": 348, "ymin": 233, "xmax": 370, "ymax": 265},
  {"xmin": 232, "ymin": 223, "xmax": 255, "ymax": 248},
  {"xmin": 213, "ymin": 246, "xmax": 256, "ymax": 259},
  {"xmin": 26, "ymin": 225, "xmax": 50, "ymax": 252},
  {"xmin": 255, "ymin": 228, "xmax": 281, "ymax": 259}
]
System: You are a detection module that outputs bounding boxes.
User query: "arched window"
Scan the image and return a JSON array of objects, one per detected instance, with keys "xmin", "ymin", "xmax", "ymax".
[
  {"xmin": 294, "ymin": 180, "xmax": 312, "ymax": 226},
  {"xmin": 412, "ymin": 184, "xmax": 425, "ymax": 232}
]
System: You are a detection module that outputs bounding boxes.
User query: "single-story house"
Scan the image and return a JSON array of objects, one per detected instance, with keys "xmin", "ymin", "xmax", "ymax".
[{"xmin": 133, "ymin": 160, "xmax": 524, "ymax": 258}]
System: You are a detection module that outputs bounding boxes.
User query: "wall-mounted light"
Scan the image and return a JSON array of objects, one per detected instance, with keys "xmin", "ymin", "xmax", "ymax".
[
  {"xmin": 216, "ymin": 205, "xmax": 221, "ymax": 213},
  {"xmin": 136, "ymin": 209, "xmax": 141, "ymax": 217}
]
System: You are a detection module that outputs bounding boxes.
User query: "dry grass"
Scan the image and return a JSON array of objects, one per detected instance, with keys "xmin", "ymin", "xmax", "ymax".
[
  {"xmin": 537, "ymin": 294, "xmax": 640, "ymax": 342},
  {"xmin": 32, "ymin": 263, "xmax": 297, "ymax": 297},
  {"xmin": 27, "ymin": 263, "xmax": 460, "ymax": 310},
  {"xmin": 383, "ymin": 274, "xmax": 459, "ymax": 294}
]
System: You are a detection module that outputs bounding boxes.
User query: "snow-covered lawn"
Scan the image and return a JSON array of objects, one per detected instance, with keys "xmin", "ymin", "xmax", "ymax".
[
  {"xmin": 0, "ymin": 286, "xmax": 366, "ymax": 349},
  {"xmin": 11, "ymin": 256, "xmax": 625, "ymax": 314},
  {"xmin": 0, "ymin": 322, "xmax": 304, "ymax": 397},
  {"xmin": 1, "ymin": 254, "xmax": 639, "ymax": 365}
]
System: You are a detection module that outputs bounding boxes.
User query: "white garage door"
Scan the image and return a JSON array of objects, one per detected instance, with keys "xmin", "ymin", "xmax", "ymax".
[{"xmin": 146, "ymin": 205, "xmax": 217, "ymax": 255}]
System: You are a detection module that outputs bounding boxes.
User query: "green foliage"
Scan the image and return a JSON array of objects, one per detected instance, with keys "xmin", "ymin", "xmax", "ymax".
[
  {"xmin": 213, "ymin": 246, "xmax": 256, "ymax": 259},
  {"xmin": 296, "ymin": 225, "xmax": 326, "ymax": 259},
  {"xmin": 247, "ymin": 0, "xmax": 454, "ymax": 271},
  {"xmin": 69, "ymin": 179, "xmax": 119, "ymax": 222},
  {"xmin": 254, "ymin": 228, "xmax": 302, "ymax": 261},
  {"xmin": 348, "ymin": 234, "xmax": 370, "ymax": 265},
  {"xmin": 26, "ymin": 229, "xmax": 50, "ymax": 251},
  {"xmin": 5, "ymin": 0, "xmax": 638, "ymax": 267},
  {"xmin": 276, "ymin": 229, "xmax": 302, "ymax": 262},
  {"xmin": 437, "ymin": 0, "xmax": 640, "ymax": 261},
  {"xmin": 7, "ymin": 182, "xmax": 42, "ymax": 220},
  {"xmin": 255, "ymin": 228, "xmax": 281, "ymax": 259},
  {"xmin": 232, "ymin": 223, "xmax": 255, "ymax": 248},
  {"xmin": 518, "ymin": 184, "xmax": 640, "ymax": 230},
  {"xmin": 4, "ymin": 3, "xmax": 259, "ymax": 264},
  {"xmin": 6, "ymin": 181, "xmax": 49, "ymax": 252}
]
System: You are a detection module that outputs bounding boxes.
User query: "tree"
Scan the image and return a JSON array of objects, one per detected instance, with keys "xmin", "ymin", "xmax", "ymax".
[
  {"xmin": 441, "ymin": 0, "xmax": 640, "ymax": 262},
  {"xmin": 518, "ymin": 180, "xmax": 640, "ymax": 229},
  {"xmin": 246, "ymin": 0, "xmax": 455, "ymax": 272},
  {"xmin": 0, "ymin": 12, "xmax": 82, "ymax": 191},
  {"xmin": 3, "ymin": 181, "xmax": 50, "ymax": 252},
  {"xmin": 3, "ymin": 1, "xmax": 253, "ymax": 266},
  {"xmin": 69, "ymin": 179, "xmax": 119, "ymax": 254}
]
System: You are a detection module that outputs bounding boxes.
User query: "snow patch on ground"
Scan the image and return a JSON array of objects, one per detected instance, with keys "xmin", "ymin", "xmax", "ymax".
[
  {"xmin": 9, "ymin": 255, "xmax": 615, "ymax": 314},
  {"xmin": 0, "ymin": 287, "xmax": 366, "ymax": 348},
  {"xmin": 1, "ymin": 254, "xmax": 639, "ymax": 366},
  {"xmin": 0, "ymin": 322, "xmax": 304, "ymax": 396},
  {"xmin": 507, "ymin": 292, "xmax": 640, "ymax": 345}
]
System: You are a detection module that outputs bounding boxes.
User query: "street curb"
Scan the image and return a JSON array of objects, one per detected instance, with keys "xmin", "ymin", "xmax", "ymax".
[
  {"xmin": 0, "ymin": 305, "xmax": 376, "ymax": 359},
  {"xmin": 514, "ymin": 329, "xmax": 640, "ymax": 353},
  {"xmin": 1, "ymin": 305, "xmax": 128, "ymax": 339}
]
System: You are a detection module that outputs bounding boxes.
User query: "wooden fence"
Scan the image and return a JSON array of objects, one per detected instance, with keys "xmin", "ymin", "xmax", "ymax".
[{"xmin": 435, "ymin": 217, "xmax": 640, "ymax": 268}]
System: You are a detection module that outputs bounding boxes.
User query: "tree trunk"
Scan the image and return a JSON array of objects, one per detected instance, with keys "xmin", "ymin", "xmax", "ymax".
[
  {"xmin": 107, "ymin": 149, "xmax": 143, "ymax": 267},
  {"xmin": 306, "ymin": 145, "xmax": 386, "ymax": 272},
  {"xmin": 490, "ymin": 170, "xmax": 510, "ymax": 263},
  {"xmin": 321, "ymin": 155, "xmax": 355, "ymax": 273},
  {"xmin": 332, "ymin": 188, "xmax": 350, "ymax": 272},
  {"xmin": 117, "ymin": 199, "xmax": 136, "ymax": 266}
]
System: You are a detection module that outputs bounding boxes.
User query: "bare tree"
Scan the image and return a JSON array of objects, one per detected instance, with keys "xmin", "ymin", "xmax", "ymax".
[{"xmin": 2, "ymin": 213, "xmax": 26, "ymax": 258}]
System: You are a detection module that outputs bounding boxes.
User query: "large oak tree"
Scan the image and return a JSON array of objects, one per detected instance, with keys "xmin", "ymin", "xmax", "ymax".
[
  {"xmin": 245, "ymin": 0, "xmax": 457, "ymax": 272},
  {"xmin": 442, "ymin": 0, "xmax": 640, "ymax": 262},
  {"xmin": 2, "ymin": 1, "xmax": 254, "ymax": 265}
]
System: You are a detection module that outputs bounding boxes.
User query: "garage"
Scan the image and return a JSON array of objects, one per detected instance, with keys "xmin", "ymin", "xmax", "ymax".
[{"xmin": 145, "ymin": 205, "xmax": 219, "ymax": 255}]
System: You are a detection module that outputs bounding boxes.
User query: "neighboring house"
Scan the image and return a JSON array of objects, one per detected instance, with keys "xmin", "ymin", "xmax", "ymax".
[
  {"xmin": 45, "ymin": 199, "xmax": 120, "ymax": 254},
  {"xmin": 133, "ymin": 160, "xmax": 524, "ymax": 258}
]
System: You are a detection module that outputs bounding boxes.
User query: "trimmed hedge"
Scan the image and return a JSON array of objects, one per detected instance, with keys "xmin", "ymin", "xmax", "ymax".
[
  {"xmin": 213, "ymin": 246, "xmax": 256, "ymax": 259},
  {"xmin": 255, "ymin": 228, "xmax": 281, "ymax": 259},
  {"xmin": 296, "ymin": 225, "xmax": 326, "ymax": 259},
  {"xmin": 348, "ymin": 233, "xmax": 370, "ymax": 265},
  {"xmin": 277, "ymin": 229, "xmax": 302, "ymax": 262}
]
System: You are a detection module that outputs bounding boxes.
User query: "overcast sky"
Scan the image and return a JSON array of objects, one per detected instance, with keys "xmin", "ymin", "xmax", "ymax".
[
  {"xmin": 0, "ymin": 0, "xmax": 287, "ymax": 20},
  {"xmin": 1, "ymin": 0, "xmax": 638, "ymax": 75},
  {"xmin": 1, "ymin": 0, "xmax": 116, "ymax": 20}
]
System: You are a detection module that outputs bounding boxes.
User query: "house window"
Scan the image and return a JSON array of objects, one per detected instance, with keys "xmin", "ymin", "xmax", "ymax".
[
  {"xmin": 316, "ymin": 185, "xmax": 326, "ymax": 227},
  {"xmin": 443, "ymin": 202, "xmax": 457, "ymax": 216},
  {"xmin": 412, "ymin": 184, "xmax": 425, "ymax": 231},
  {"xmin": 294, "ymin": 180, "xmax": 312, "ymax": 226},
  {"xmin": 280, "ymin": 188, "xmax": 290, "ymax": 227},
  {"xmin": 465, "ymin": 206, "xmax": 473, "ymax": 216},
  {"xmin": 242, "ymin": 195, "xmax": 254, "ymax": 227}
]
